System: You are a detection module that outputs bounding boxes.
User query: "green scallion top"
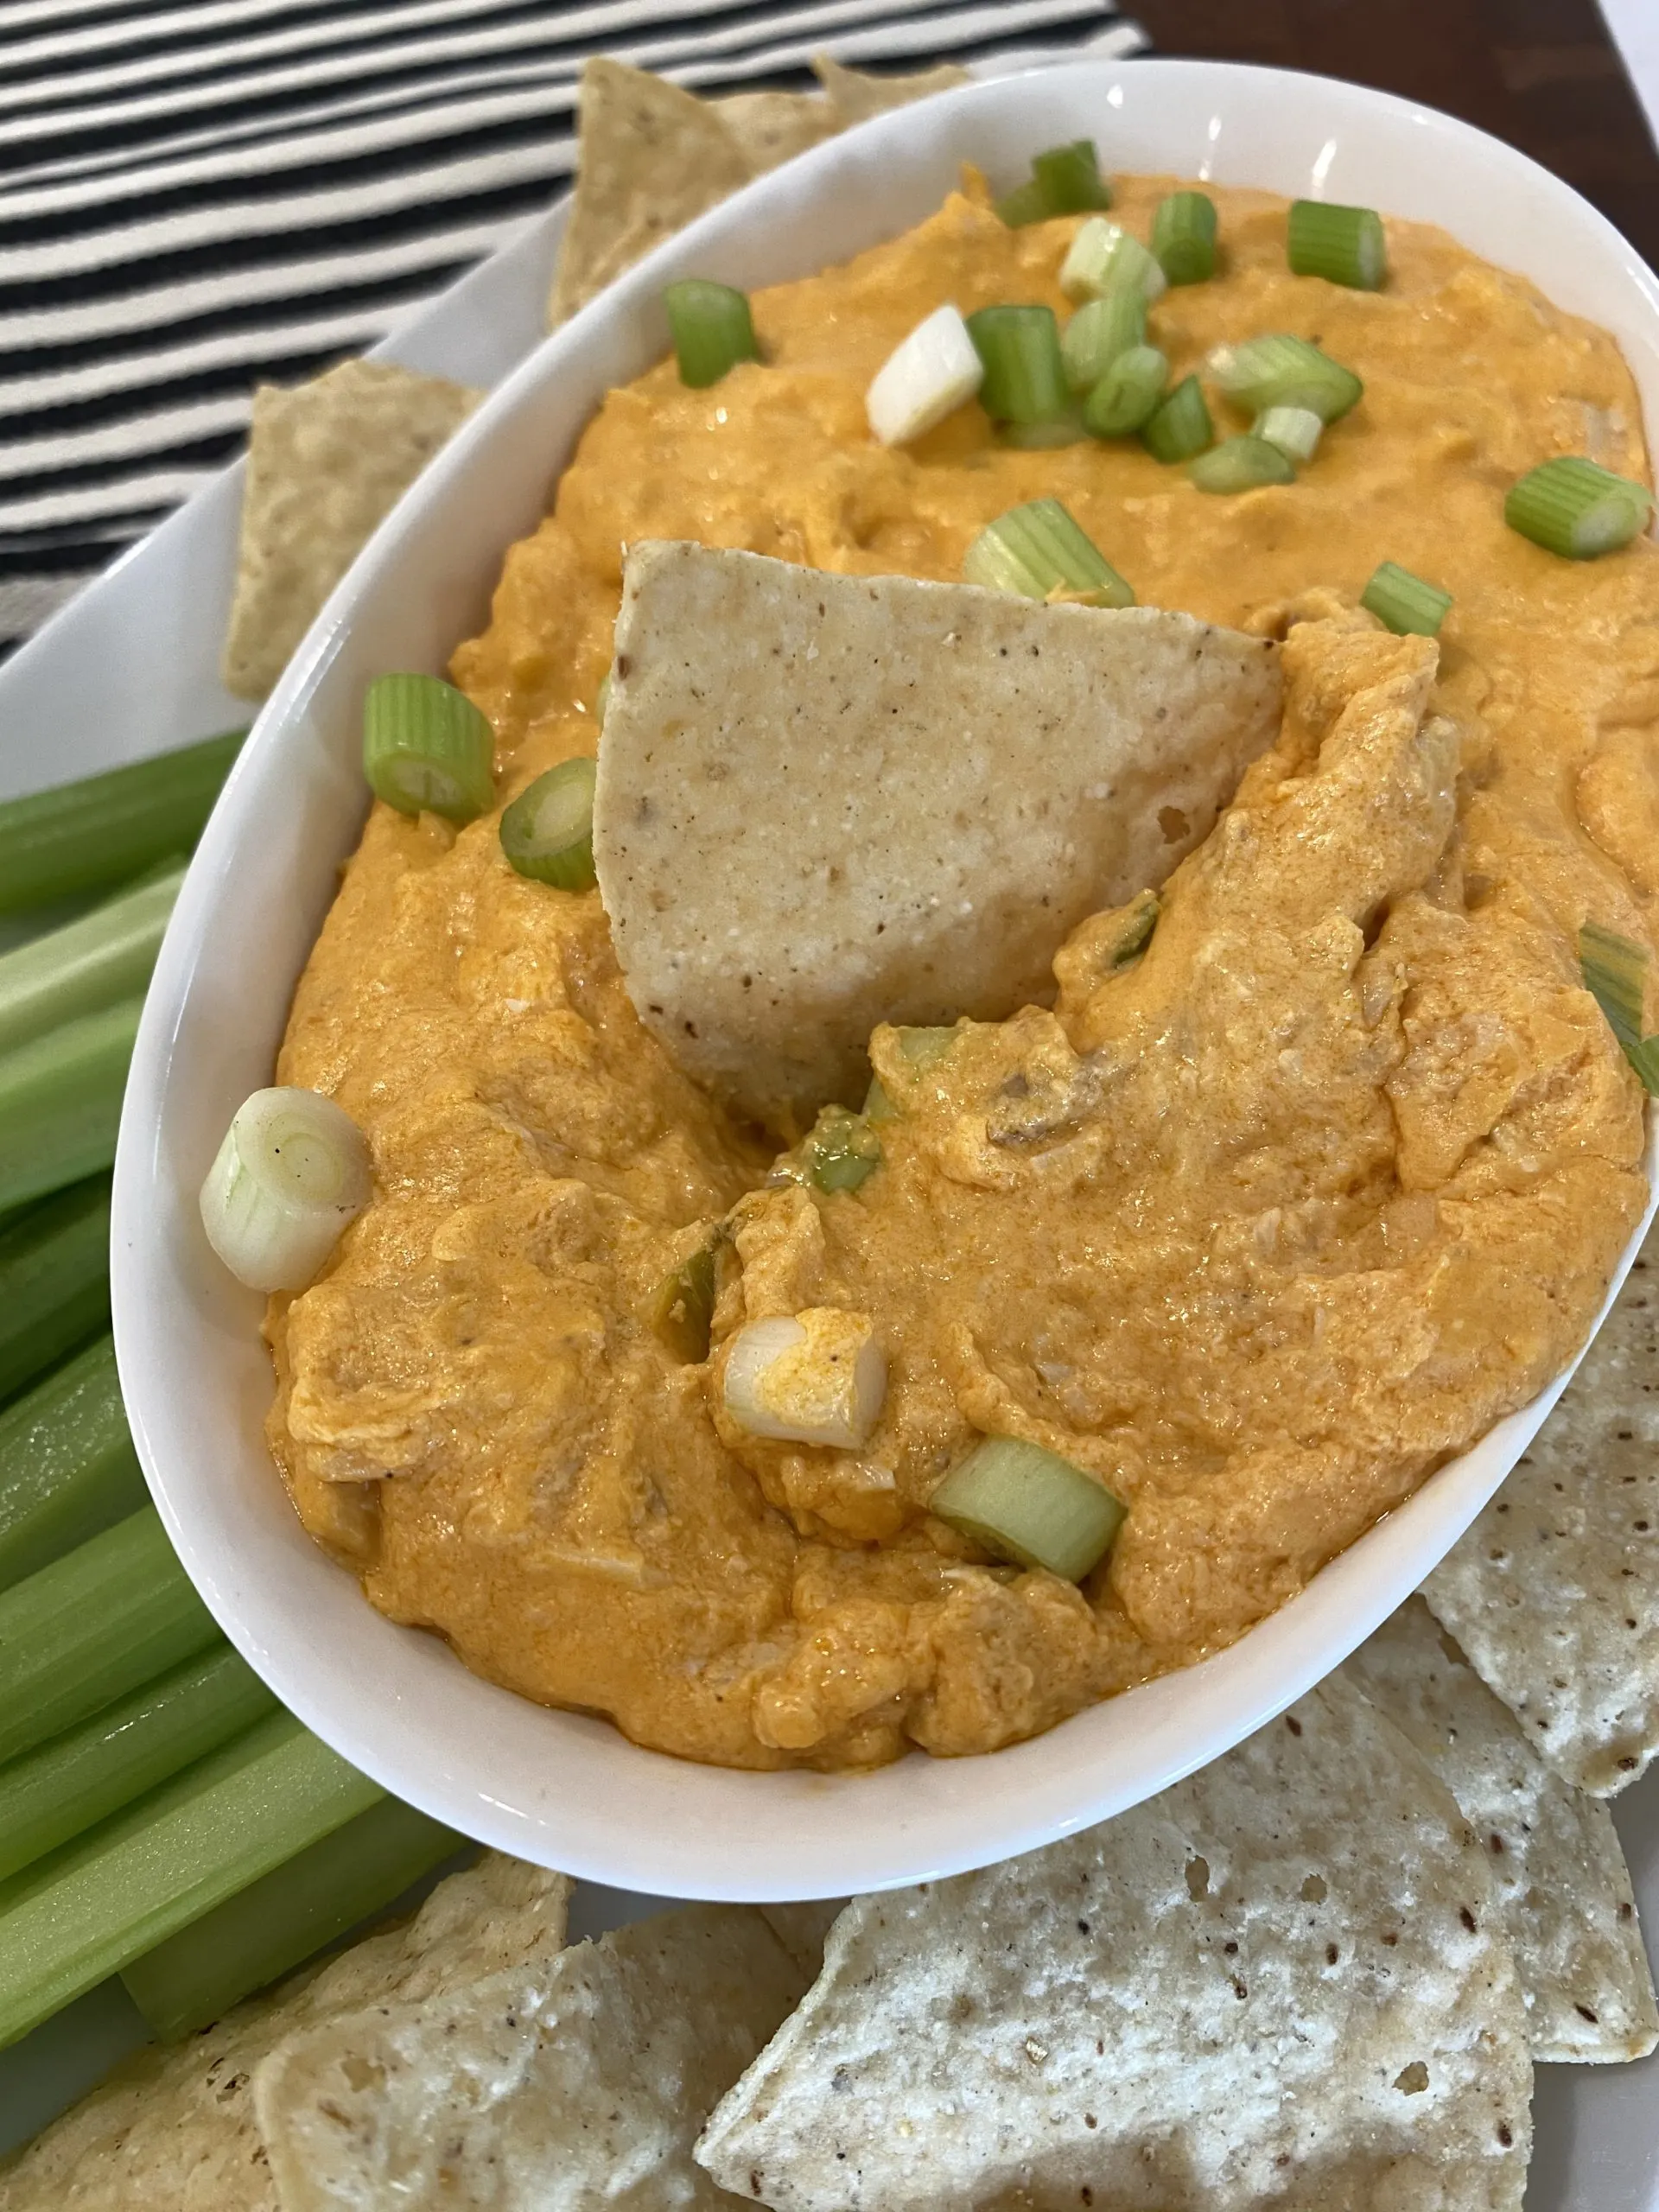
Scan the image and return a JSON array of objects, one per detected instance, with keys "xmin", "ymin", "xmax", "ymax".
[
  {"xmin": 362, "ymin": 674, "xmax": 495, "ymax": 824},
  {"xmin": 664, "ymin": 280, "xmax": 759, "ymax": 388},
  {"xmin": 1505, "ymin": 457, "xmax": 1655, "ymax": 561},
  {"xmin": 963, "ymin": 498, "xmax": 1134, "ymax": 608}
]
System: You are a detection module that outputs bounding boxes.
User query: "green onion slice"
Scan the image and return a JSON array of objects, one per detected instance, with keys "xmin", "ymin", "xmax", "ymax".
[
  {"xmin": 1140, "ymin": 373, "xmax": 1213, "ymax": 464},
  {"xmin": 963, "ymin": 498, "xmax": 1135, "ymax": 609},
  {"xmin": 499, "ymin": 757, "xmax": 597, "ymax": 891},
  {"xmin": 931, "ymin": 1435, "xmax": 1127, "ymax": 1581},
  {"xmin": 995, "ymin": 414, "xmax": 1089, "ymax": 450},
  {"xmin": 964, "ymin": 305, "xmax": 1070, "ymax": 424},
  {"xmin": 1151, "ymin": 190, "xmax": 1217, "ymax": 283},
  {"xmin": 1287, "ymin": 199, "xmax": 1388, "ymax": 289},
  {"xmin": 1255, "ymin": 404, "xmax": 1323, "ymax": 463},
  {"xmin": 664, "ymin": 279, "xmax": 759, "ymax": 388},
  {"xmin": 652, "ymin": 1241, "xmax": 719, "ymax": 1363},
  {"xmin": 1061, "ymin": 291, "xmax": 1147, "ymax": 394},
  {"xmin": 1059, "ymin": 217, "xmax": 1167, "ymax": 305},
  {"xmin": 893, "ymin": 1026, "xmax": 958, "ymax": 1071},
  {"xmin": 1504, "ymin": 457, "xmax": 1655, "ymax": 560},
  {"xmin": 1208, "ymin": 334, "xmax": 1363, "ymax": 423},
  {"xmin": 1033, "ymin": 139, "xmax": 1111, "ymax": 213},
  {"xmin": 1361, "ymin": 561, "xmax": 1452, "ymax": 638},
  {"xmin": 994, "ymin": 178, "xmax": 1052, "ymax": 229},
  {"xmin": 1082, "ymin": 344, "xmax": 1168, "ymax": 438},
  {"xmin": 1580, "ymin": 923, "xmax": 1659, "ymax": 1090},
  {"xmin": 804, "ymin": 1106, "xmax": 882, "ymax": 1194},
  {"xmin": 362, "ymin": 673, "xmax": 495, "ymax": 823},
  {"xmin": 199, "ymin": 1087, "xmax": 372, "ymax": 1294},
  {"xmin": 1190, "ymin": 434, "xmax": 1296, "ymax": 493},
  {"xmin": 1107, "ymin": 888, "xmax": 1160, "ymax": 969}
]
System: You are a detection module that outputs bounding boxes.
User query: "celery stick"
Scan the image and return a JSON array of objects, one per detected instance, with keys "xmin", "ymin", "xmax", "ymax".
[
  {"xmin": 0, "ymin": 1710, "xmax": 382, "ymax": 2048},
  {"xmin": 123, "ymin": 1795, "xmax": 461, "ymax": 2039},
  {"xmin": 0, "ymin": 1176, "xmax": 111, "ymax": 1407},
  {"xmin": 0, "ymin": 863, "xmax": 181, "ymax": 1060},
  {"xmin": 0, "ymin": 1337, "xmax": 146, "ymax": 1592},
  {"xmin": 0, "ymin": 996, "xmax": 143, "ymax": 1217},
  {"xmin": 0, "ymin": 1508, "xmax": 219, "ymax": 1767},
  {"xmin": 0, "ymin": 730, "xmax": 244, "ymax": 918},
  {"xmin": 0, "ymin": 1645, "xmax": 276, "ymax": 1885}
]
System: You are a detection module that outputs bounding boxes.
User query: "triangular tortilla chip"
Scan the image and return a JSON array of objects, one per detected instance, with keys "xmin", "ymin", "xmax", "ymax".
[
  {"xmin": 1424, "ymin": 1212, "xmax": 1659, "ymax": 1794},
  {"xmin": 1344, "ymin": 1596, "xmax": 1657, "ymax": 2062},
  {"xmin": 254, "ymin": 1904, "xmax": 807, "ymax": 2209},
  {"xmin": 696, "ymin": 1679, "xmax": 1531, "ymax": 2211},
  {"xmin": 222, "ymin": 359, "xmax": 479, "ymax": 702},
  {"xmin": 594, "ymin": 543, "xmax": 1281, "ymax": 1126},
  {"xmin": 811, "ymin": 54, "xmax": 972, "ymax": 126},
  {"xmin": 0, "ymin": 1855, "xmax": 568, "ymax": 2211},
  {"xmin": 549, "ymin": 59, "xmax": 751, "ymax": 328},
  {"xmin": 716, "ymin": 88, "xmax": 838, "ymax": 173}
]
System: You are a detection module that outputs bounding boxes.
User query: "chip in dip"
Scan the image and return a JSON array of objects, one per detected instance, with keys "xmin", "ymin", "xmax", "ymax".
[{"xmin": 264, "ymin": 177, "xmax": 1656, "ymax": 1770}]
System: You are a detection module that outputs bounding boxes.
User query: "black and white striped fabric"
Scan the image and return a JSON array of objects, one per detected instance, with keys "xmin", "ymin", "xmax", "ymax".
[{"xmin": 0, "ymin": 0, "xmax": 1145, "ymax": 658}]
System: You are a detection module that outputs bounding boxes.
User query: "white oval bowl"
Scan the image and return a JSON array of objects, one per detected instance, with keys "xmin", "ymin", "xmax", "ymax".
[{"xmin": 113, "ymin": 57, "xmax": 1659, "ymax": 1902}]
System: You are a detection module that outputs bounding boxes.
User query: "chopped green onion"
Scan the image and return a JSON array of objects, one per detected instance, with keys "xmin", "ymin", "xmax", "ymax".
[
  {"xmin": 0, "ymin": 995, "xmax": 143, "ymax": 1218},
  {"xmin": 1580, "ymin": 922, "xmax": 1659, "ymax": 1090},
  {"xmin": 0, "ymin": 1646, "xmax": 276, "ymax": 1887},
  {"xmin": 0, "ymin": 1336, "xmax": 145, "ymax": 1596},
  {"xmin": 1151, "ymin": 190, "xmax": 1217, "ymax": 284},
  {"xmin": 964, "ymin": 306, "xmax": 1070, "ymax": 424},
  {"xmin": 0, "ymin": 729, "xmax": 244, "ymax": 921},
  {"xmin": 362, "ymin": 673, "xmax": 495, "ymax": 823},
  {"xmin": 0, "ymin": 1709, "xmax": 381, "ymax": 2050},
  {"xmin": 1287, "ymin": 199, "xmax": 1388, "ymax": 289},
  {"xmin": 1189, "ymin": 434, "xmax": 1297, "ymax": 494},
  {"xmin": 1361, "ymin": 561, "xmax": 1452, "ymax": 637},
  {"xmin": 1061, "ymin": 291, "xmax": 1146, "ymax": 394},
  {"xmin": 994, "ymin": 178, "xmax": 1053, "ymax": 229},
  {"xmin": 0, "ymin": 1177, "xmax": 111, "ymax": 1408},
  {"xmin": 122, "ymin": 1795, "xmax": 460, "ymax": 2042},
  {"xmin": 893, "ymin": 1026, "xmax": 958, "ymax": 1071},
  {"xmin": 995, "ymin": 414, "xmax": 1088, "ymax": 450},
  {"xmin": 0, "ymin": 1508, "xmax": 220, "ymax": 1769},
  {"xmin": 1209, "ymin": 333, "xmax": 1363, "ymax": 422},
  {"xmin": 1255, "ymin": 404, "xmax": 1324, "ymax": 463},
  {"xmin": 721, "ymin": 1312, "xmax": 886, "ymax": 1449},
  {"xmin": 867, "ymin": 304, "xmax": 984, "ymax": 445},
  {"xmin": 199, "ymin": 1087, "xmax": 372, "ymax": 1295},
  {"xmin": 652, "ymin": 1242, "xmax": 718, "ymax": 1364},
  {"xmin": 1107, "ymin": 888, "xmax": 1160, "ymax": 969},
  {"xmin": 1031, "ymin": 139, "xmax": 1111, "ymax": 213},
  {"xmin": 1060, "ymin": 217, "xmax": 1166, "ymax": 304},
  {"xmin": 963, "ymin": 498, "xmax": 1135, "ymax": 609},
  {"xmin": 1082, "ymin": 344, "xmax": 1169, "ymax": 438},
  {"xmin": 1504, "ymin": 457, "xmax": 1655, "ymax": 560},
  {"xmin": 930, "ymin": 1436, "xmax": 1127, "ymax": 1581},
  {"xmin": 804, "ymin": 1107, "xmax": 882, "ymax": 1194},
  {"xmin": 0, "ymin": 861, "xmax": 181, "ymax": 1063},
  {"xmin": 664, "ymin": 279, "xmax": 759, "ymax": 387},
  {"xmin": 499, "ymin": 757, "xmax": 598, "ymax": 891},
  {"xmin": 1140, "ymin": 374, "xmax": 1213, "ymax": 464},
  {"xmin": 594, "ymin": 669, "xmax": 613, "ymax": 723},
  {"xmin": 863, "ymin": 1076, "xmax": 897, "ymax": 1123}
]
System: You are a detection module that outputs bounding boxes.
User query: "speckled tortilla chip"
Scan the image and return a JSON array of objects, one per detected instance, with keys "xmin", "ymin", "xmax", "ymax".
[
  {"xmin": 1423, "ymin": 1214, "xmax": 1659, "ymax": 1795},
  {"xmin": 1344, "ymin": 1596, "xmax": 1657, "ymax": 2063},
  {"xmin": 254, "ymin": 1905, "xmax": 807, "ymax": 2210},
  {"xmin": 715, "ymin": 88, "xmax": 838, "ymax": 173},
  {"xmin": 760, "ymin": 1899, "xmax": 847, "ymax": 1974},
  {"xmin": 548, "ymin": 58, "xmax": 751, "ymax": 328},
  {"xmin": 811, "ymin": 54, "xmax": 972, "ymax": 125},
  {"xmin": 221, "ymin": 359, "xmax": 479, "ymax": 702},
  {"xmin": 0, "ymin": 1855, "xmax": 568, "ymax": 2212},
  {"xmin": 594, "ymin": 542, "xmax": 1281, "ymax": 1127},
  {"xmin": 696, "ymin": 1678, "xmax": 1531, "ymax": 2212}
]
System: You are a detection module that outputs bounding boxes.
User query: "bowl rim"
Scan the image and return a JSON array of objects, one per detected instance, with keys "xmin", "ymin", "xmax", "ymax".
[{"xmin": 112, "ymin": 54, "xmax": 1659, "ymax": 1901}]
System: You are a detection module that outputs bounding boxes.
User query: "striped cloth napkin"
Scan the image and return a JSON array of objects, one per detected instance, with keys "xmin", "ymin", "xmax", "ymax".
[{"xmin": 0, "ymin": 0, "xmax": 1145, "ymax": 660}]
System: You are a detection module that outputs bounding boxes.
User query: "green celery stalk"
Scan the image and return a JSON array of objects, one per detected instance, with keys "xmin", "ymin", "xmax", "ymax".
[
  {"xmin": 0, "ymin": 730, "xmax": 244, "ymax": 918},
  {"xmin": 0, "ymin": 1176, "xmax": 111, "ymax": 1407},
  {"xmin": 123, "ymin": 1795, "xmax": 462, "ymax": 2039},
  {"xmin": 0, "ymin": 1645, "xmax": 276, "ymax": 1885},
  {"xmin": 0, "ymin": 862, "xmax": 182, "ymax": 1060},
  {"xmin": 0, "ymin": 1710, "xmax": 383, "ymax": 2049},
  {"xmin": 0, "ymin": 995, "xmax": 143, "ymax": 1217},
  {"xmin": 0, "ymin": 1508, "xmax": 219, "ymax": 1767},
  {"xmin": 0, "ymin": 1335, "xmax": 146, "ymax": 1592}
]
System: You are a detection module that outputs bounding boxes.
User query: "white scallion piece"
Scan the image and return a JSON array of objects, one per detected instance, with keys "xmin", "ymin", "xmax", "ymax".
[
  {"xmin": 866, "ymin": 305, "xmax": 984, "ymax": 446},
  {"xmin": 721, "ymin": 1309, "xmax": 887, "ymax": 1449},
  {"xmin": 200, "ymin": 1086, "xmax": 372, "ymax": 1293}
]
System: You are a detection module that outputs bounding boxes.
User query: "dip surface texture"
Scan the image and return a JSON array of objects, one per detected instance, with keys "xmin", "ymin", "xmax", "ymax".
[{"xmin": 267, "ymin": 180, "xmax": 1655, "ymax": 1768}]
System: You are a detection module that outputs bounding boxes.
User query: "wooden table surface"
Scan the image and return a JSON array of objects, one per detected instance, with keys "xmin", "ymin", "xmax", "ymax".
[{"xmin": 1135, "ymin": 0, "xmax": 1659, "ymax": 265}]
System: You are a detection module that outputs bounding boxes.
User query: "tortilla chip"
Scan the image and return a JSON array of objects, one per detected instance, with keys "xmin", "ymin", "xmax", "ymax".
[
  {"xmin": 1344, "ymin": 1596, "xmax": 1657, "ymax": 2063},
  {"xmin": 549, "ymin": 59, "xmax": 751, "ymax": 328},
  {"xmin": 221, "ymin": 359, "xmax": 479, "ymax": 702},
  {"xmin": 1423, "ymin": 1215, "xmax": 1659, "ymax": 1794},
  {"xmin": 760, "ymin": 1899, "xmax": 847, "ymax": 1974},
  {"xmin": 811, "ymin": 54, "xmax": 972, "ymax": 126},
  {"xmin": 716, "ymin": 89, "xmax": 838, "ymax": 174},
  {"xmin": 594, "ymin": 543, "xmax": 1281, "ymax": 1126},
  {"xmin": 255, "ymin": 1904, "xmax": 807, "ymax": 2209},
  {"xmin": 0, "ymin": 1854, "xmax": 568, "ymax": 2212},
  {"xmin": 696, "ymin": 1678, "xmax": 1531, "ymax": 2211}
]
